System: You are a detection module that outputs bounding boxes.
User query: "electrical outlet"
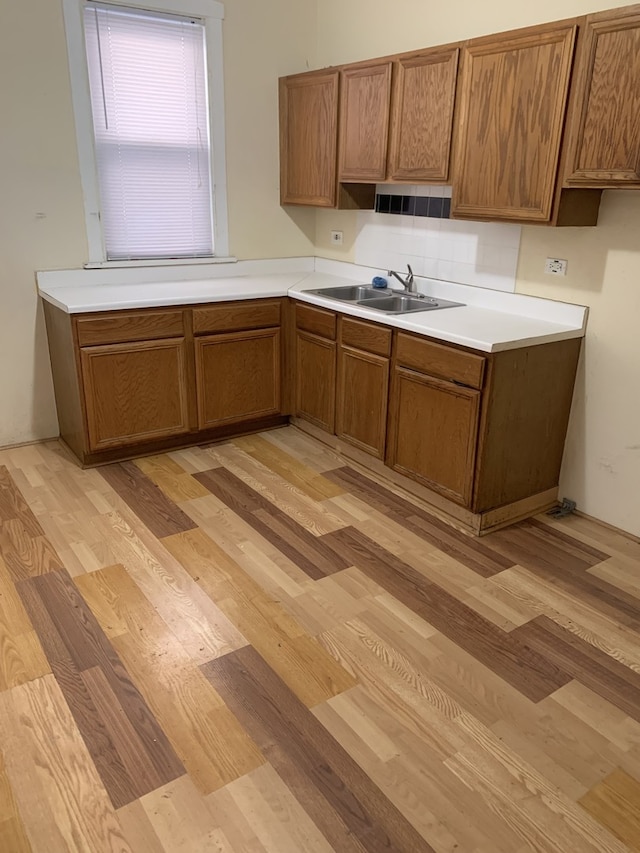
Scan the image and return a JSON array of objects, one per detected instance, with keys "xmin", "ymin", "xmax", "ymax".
[
  {"xmin": 545, "ymin": 257, "xmax": 568, "ymax": 276},
  {"xmin": 330, "ymin": 230, "xmax": 343, "ymax": 246}
]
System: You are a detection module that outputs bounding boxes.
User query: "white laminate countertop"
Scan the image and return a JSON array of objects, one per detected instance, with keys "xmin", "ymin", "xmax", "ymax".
[{"xmin": 37, "ymin": 262, "xmax": 588, "ymax": 354}]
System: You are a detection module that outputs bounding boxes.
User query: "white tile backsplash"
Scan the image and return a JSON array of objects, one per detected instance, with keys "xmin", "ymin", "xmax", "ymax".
[{"xmin": 357, "ymin": 187, "xmax": 522, "ymax": 292}]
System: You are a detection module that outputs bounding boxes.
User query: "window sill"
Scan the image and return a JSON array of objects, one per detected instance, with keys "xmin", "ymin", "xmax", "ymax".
[{"xmin": 84, "ymin": 256, "xmax": 237, "ymax": 270}]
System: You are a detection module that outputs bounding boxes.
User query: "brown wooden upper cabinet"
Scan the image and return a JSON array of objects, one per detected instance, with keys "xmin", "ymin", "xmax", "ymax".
[
  {"xmin": 387, "ymin": 47, "xmax": 459, "ymax": 183},
  {"xmin": 338, "ymin": 62, "xmax": 393, "ymax": 182},
  {"xmin": 564, "ymin": 6, "xmax": 640, "ymax": 186},
  {"xmin": 452, "ymin": 24, "xmax": 578, "ymax": 223},
  {"xmin": 279, "ymin": 70, "xmax": 339, "ymax": 206}
]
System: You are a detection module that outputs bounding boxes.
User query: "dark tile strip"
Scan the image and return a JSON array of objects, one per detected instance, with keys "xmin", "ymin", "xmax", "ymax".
[
  {"xmin": 202, "ymin": 645, "xmax": 437, "ymax": 853},
  {"xmin": 100, "ymin": 461, "xmax": 197, "ymax": 538},
  {"xmin": 194, "ymin": 468, "xmax": 350, "ymax": 579},
  {"xmin": 515, "ymin": 616, "xmax": 640, "ymax": 723},
  {"xmin": 326, "ymin": 466, "xmax": 513, "ymax": 577},
  {"xmin": 17, "ymin": 570, "xmax": 184, "ymax": 807},
  {"xmin": 0, "ymin": 465, "xmax": 44, "ymax": 536},
  {"xmin": 322, "ymin": 526, "xmax": 572, "ymax": 703},
  {"xmin": 374, "ymin": 193, "xmax": 451, "ymax": 219}
]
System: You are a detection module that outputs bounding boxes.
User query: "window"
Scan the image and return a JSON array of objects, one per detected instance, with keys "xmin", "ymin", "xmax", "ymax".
[{"xmin": 63, "ymin": 0, "xmax": 229, "ymax": 265}]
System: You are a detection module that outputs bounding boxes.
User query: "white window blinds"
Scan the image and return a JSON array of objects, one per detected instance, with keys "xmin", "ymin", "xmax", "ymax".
[{"xmin": 83, "ymin": 2, "xmax": 214, "ymax": 260}]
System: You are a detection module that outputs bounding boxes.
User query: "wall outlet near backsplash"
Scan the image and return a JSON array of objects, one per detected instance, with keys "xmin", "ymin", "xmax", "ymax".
[{"xmin": 355, "ymin": 185, "xmax": 522, "ymax": 293}]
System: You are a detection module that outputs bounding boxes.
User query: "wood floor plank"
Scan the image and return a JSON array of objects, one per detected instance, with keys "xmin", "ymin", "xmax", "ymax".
[
  {"xmin": 0, "ymin": 674, "xmax": 133, "ymax": 853},
  {"xmin": 17, "ymin": 569, "xmax": 184, "ymax": 807},
  {"xmin": 326, "ymin": 466, "xmax": 514, "ymax": 577},
  {"xmin": 202, "ymin": 645, "xmax": 437, "ymax": 853},
  {"xmin": 163, "ymin": 527, "xmax": 357, "ymax": 707},
  {"xmin": 194, "ymin": 467, "xmax": 350, "ymax": 580},
  {"xmin": 0, "ymin": 518, "xmax": 64, "ymax": 581},
  {"xmin": 100, "ymin": 461, "xmax": 198, "ymax": 539},
  {"xmin": 231, "ymin": 434, "xmax": 346, "ymax": 501},
  {"xmin": 77, "ymin": 563, "xmax": 264, "ymax": 794},
  {"xmin": 323, "ymin": 525, "xmax": 571, "ymax": 702},
  {"xmin": 580, "ymin": 768, "xmax": 640, "ymax": 850},
  {"xmin": 134, "ymin": 454, "xmax": 212, "ymax": 503},
  {"xmin": 0, "ymin": 750, "xmax": 31, "ymax": 853},
  {"xmin": 0, "ymin": 466, "xmax": 45, "ymax": 537},
  {"xmin": 91, "ymin": 509, "xmax": 246, "ymax": 663},
  {"xmin": 515, "ymin": 615, "xmax": 640, "ymax": 724}
]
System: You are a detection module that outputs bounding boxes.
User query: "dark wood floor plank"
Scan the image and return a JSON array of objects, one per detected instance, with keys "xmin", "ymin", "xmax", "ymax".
[
  {"xmin": 100, "ymin": 461, "xmax": 197, "ymax": 539},
  {"xmin": 16, "ymin": 576, "xmax": 139, "ymax": 808},
  {"xmin": 485, "ymin": 519, "xmax": 609, "ymax": 574},
  {"xmin": 515, "ymin": 616, "xmax": 640, "ymax": 724},
  {"xmin": 0, "ymin": 465, "xmax": 44, "ymax": 536},
  {"xmin": 194, "ymin": 468, "xmax": 350, "ymax": 579},
  {"xmin": 17, "ymin": 570, "xmax": 184, "ymax": 805},
  {"xmin": 323, "ymin": 526, "xmax": 572, "ymax": 703},
  {"xmin": 202, "ymin": 645, "xmax": 437, "ymax": 853},
  {"xmin": 326, "ymin": 466, "xmax": 514, "ymax": 577},
  {"xmin": 527, "ymin": 517, "xmax": 610, "ymax": 562},
  {"xmin": 0, "ymin": 519, "xmax": 64, "ymax": 581}
]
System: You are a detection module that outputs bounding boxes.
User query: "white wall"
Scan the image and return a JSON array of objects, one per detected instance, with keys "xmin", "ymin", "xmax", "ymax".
[
  {"xmin": 314, "ymin": 0, "xmax": 640, "ymax": 536},
  {"xmin": 0, "ymin": 0, "xmax": 317, "ymax": 448}
]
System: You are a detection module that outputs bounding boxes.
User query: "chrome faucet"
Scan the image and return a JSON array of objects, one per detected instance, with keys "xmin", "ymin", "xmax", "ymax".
[{"xmin": 388, "ymin": 264, "xmax": 415, "ymax": 293}]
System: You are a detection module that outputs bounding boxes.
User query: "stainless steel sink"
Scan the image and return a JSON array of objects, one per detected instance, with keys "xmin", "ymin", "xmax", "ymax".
[
  {"xmin": 303, "ymin": 285, "xmax": 464, "ymax": 314},
  {"xmin": 363, "ymin": 294, "xmax": 463, "ymax": 314},
  {"xmin": 305, "ymin": 285, "xmax": 384, "ymax": 301}
]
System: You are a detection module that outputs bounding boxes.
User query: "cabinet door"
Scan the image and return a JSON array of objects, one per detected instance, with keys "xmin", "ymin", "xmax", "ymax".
[
  {"xmin": 81, "ymin": 338, "xmax": 190, "ymax": 451},
  {"xmin": 336, "ymin": 346, "xmax": 389, "ymax": 459},
  {"xmin": 279, "ymin": 71, "xmax": 339, "ymax": 206},
  {"xmin": 388, "ymin": 48, "xmax": 459, "ymax": 182},
  {"xmin": 452, "ymin": 26, "xmax": 576, "ymax": 222},
  {"xmin": 388, "ymin": 366, "xmax": 480, "ymax": 505},
  {"xmin": 339, "ymin": 62, "xmax": 393, "ymax": 182},
  {"xmin": 565, "ymin": 12, "xmax": 640, "ymax": 185},
  {"xmin": 295, "ymin": 330, "xmax": 336, "ymax": 433},
  {"xmin": 195, "ymin": 328, "xmax": 281, "ymax": 429}
]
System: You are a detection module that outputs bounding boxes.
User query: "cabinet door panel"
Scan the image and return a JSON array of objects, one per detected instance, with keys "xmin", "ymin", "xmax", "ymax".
[
  {"xmin": 337, "ymin": 346, "xmax": 389, "ymax": 459},
  {"xmin": 195, "ymin": 329, "xmax": 281, "ymax": 429},
  {"xmin": 388, "ymin": 48, "xmax": 459, "ymax": 182},
  {"xmin": 81, "ymin": 338, "xmax": 190, "ymax": 451},
  {"xmin": 295, "ymin": 331, "xmax": 336, "ymax": 433},
  {"xmin": 279, "ymin": 71, "xmax": 339, "ymax": 206},
  {"xmin": 389, "ymin": 367, "xmax": 480, "ymax": 505},
  {"xmin": 566, "ymin": 14, "xmax": 640, "ymax": 184},
  {"xmin": 452, "ymin": 26, "xmax": 576, "ymax": 222},
  {"xmin": 339, "ymin": 63, "xmax": 392, "ymax": 182}
]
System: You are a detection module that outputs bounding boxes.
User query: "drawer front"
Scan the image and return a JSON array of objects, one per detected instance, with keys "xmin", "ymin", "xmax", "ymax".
[
  {"xmin": 193, "ymin": 299, "xmax": 281, "ymax": 334},
  {"xmin": 395, "ymin": 332, "xmax": 485, "ymax": 389},
  {"xmin": 76, "ymin": 309, "xmax": 185, "ymax": 346},
  {"xmin": 340, "ymin": 316, "xmax": 392, "ymax": 356},
  {"xmin": 295, "ymin": 302, "xmax": 337, "ymax": 339}
]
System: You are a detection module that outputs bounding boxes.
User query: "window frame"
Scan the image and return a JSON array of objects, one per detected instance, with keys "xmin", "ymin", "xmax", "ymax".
[{"xmin": 63, "ymin": 0, "xmax": 230, "ymax": 267}]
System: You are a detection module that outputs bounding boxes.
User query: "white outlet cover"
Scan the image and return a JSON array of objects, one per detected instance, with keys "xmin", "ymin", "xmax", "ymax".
[
  {"xmin": 545, "ymin": 257, "xmax": 567, "ymax": 276},
  {"xmin": 330, "ymin": 230, "xmax": 344, "ymax": 245}
]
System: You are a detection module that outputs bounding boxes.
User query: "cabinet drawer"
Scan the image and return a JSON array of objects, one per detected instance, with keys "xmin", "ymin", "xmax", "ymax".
[
  {"xmin": 193, "ymin": 299, "xmax": 281, "ymax": 335},
  {"xmin": 76, "ymin": 309, "xmax": 184, "ymax": 346},
  {"xmin": 295, "ymin": 303, "xmax": 337, "ymax": 339},
  {"xmin": 396, "ymin": 332, "xmax": 485, "ymax": 389},
  {"xmin": 340, "ymin": 316, "xmax": 392, "ymax": 356}
]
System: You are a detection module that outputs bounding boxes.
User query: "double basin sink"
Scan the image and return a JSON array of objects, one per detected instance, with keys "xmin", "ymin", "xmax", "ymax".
[{"xmin": 304, "ymin": 285, "xmax": 464, "ymax": 314}]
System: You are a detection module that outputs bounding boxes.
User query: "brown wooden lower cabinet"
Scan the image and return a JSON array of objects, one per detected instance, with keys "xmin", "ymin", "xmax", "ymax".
[
  {"xmin": 336, "ymin": 345, "xmax": 389, "ymax": 459},
  {"xmin": 195, "ymin": 328, "xmax": 281, "ymax": 429},
  {"xmin": 295, "ymin": 330, "xmax": 337, "ymax": 433},
  {"xmin": 387, "ymin": 365, "xmax": 481, "ymax": 505},
  {"xmin": 44, "ymin": 295, "xmax": 581, "ymax": 533},
  {"xmin": 80, "ymin": 338, "xmax": 190, "ymax": 452}
]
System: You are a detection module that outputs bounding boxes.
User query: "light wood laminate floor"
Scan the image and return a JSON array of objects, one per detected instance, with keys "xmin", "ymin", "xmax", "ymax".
[{"xmin": 1, "ymin": 425, "xmax": 640, "ymax": 852}]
